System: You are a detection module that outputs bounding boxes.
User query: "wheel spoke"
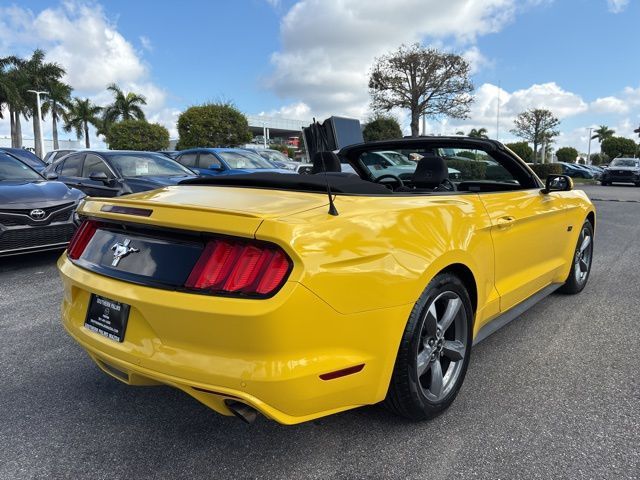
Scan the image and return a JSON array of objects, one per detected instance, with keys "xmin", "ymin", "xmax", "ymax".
[
  {"xmin": 579, "ymin": 258, "xmax": 589, "ymax": 273},
  {"xmin": 579, "ymin": 234, "xmax": 591, "ymax": 254},
  {"xmin": 417, "ymin": 349, "xmax": 431, "ymax": 377},
  {"xmin": 429, "ymin": 359, "xmax": 443, "ymax": 397},
  {"xmin": 442, "ymin": 340, "xmax": 465, "ymax": 361},
  {"xmin": 438, "ymin": 297, "xmax": 461, "ymax": 333},
  {"xmin": 424, "ymin": 303, "xmax": 438, "ymax": 337}
]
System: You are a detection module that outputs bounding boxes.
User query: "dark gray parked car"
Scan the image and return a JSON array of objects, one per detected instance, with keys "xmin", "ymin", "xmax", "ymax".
[
  {"xmin": 600, "ymin": 158, "xmax": 640, "ymax": 186},
  {"xmin": 43, "ymin": 150, "xmax": 197, "ymax": 197},
  {"xmin": 0, "ymin": 151, "xmax": 84, "ymax": 257}
]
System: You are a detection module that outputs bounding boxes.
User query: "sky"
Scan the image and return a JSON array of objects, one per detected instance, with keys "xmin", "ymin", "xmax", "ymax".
[{"xmin": 1, "ymin": 0, "xmax": 639, "ymax": 153}]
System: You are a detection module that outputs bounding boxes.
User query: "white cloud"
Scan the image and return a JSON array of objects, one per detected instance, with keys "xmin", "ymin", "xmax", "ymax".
[
  {"xmin": 140, "ymin": 35, "xmax": 153, "ymax": 52},
  {"xmin": 0, "ymin": 2, "xmax": 176, "ymax": 142},
  {"xmin": 267, "ymin": 0, "xmax": 522, "ymax": 120},
  {"xmin": 23, "ymin": 2, "xmax": 146, "ymax": 91},
  {"xmin": 590, "ymin": 96, "xmax": 630, "ymax": 114},
  {"xmin": 259, "ymin": 101, "xmax": 312, "ymax": 120},
  {"xmin": 607, "ymin": 0, "xmax": 629, "ymax": 13},
  {"xmin": 441, "ymin": 82, "xmax": 588, "ymax": 140}
]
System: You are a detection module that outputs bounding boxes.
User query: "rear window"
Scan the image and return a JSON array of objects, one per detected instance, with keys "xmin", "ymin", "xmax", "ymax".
[{"xmin": 108, "ymin": 153, "xmax": 193, "ymax": 177}]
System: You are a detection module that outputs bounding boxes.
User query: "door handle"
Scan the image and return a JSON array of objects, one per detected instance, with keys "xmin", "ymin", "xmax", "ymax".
[{"xmin": 496, "ymin": 216, "xmax": 515, "ymax": 229}]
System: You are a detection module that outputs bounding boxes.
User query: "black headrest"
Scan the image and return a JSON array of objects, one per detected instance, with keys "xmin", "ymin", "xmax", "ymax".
[
  {"xmin": 311, "ymin": 151, "xmax": 341, "ymax": 174},
  {"xmin": 412, "ymin": 154, "xmax": 448, "ymax": 188}
]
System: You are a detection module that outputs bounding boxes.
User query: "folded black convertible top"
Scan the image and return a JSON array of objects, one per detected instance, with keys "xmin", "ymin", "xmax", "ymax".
[{"xmin": 179, "ymin": 172, "xmax": 392, "ymax": 195}]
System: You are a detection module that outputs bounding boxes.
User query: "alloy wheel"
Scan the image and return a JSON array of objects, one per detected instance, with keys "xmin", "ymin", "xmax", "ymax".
[
  {"xmin": 574, "ymin": 226, "xmax": 593, "ymax": 284},
  {"xmin": 416, "ymin": 291, "xmax": 468, "ymax": 402}
]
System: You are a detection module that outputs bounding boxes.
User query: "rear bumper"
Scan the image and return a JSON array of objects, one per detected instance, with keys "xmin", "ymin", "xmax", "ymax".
[{"xmin": 58, "ymin": 256, "xmax": 410, "ymax": 424}]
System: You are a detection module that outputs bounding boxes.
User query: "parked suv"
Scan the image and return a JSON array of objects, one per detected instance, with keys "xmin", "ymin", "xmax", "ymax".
[{"xmin": 600, "ymin": 158, "xmax": 640, "ymax": 186}]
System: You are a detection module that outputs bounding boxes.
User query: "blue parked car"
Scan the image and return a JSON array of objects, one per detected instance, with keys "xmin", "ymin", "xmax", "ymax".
[{"xmin": 174, "ymin": 148, "xmax": 293, "ymax": 176}]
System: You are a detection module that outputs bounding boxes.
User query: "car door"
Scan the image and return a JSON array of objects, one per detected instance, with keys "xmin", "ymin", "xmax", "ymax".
[
  {"xmin": 175, "ymin": 152, "xmax": 201, "ymax": 174},
  {"xmin": 56, "ymin": 153, "xmax": 86, "ymax": 190},
  {"xmin": 480, "ymin": 187, "xmax": 569, "ymax": 312},
  {"xmin": 80, "ymin": 154, "xmax": 121, "ymax": 197}
]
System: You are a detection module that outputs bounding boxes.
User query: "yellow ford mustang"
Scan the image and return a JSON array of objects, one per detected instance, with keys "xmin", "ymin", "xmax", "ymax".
[{"xmin": 58, "ymin": 138, "xmax": 595, "ymax": 424}]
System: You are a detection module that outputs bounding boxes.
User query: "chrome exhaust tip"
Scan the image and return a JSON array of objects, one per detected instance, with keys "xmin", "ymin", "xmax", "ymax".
[{"xmin": 225, "ymin": 400, "xmax": 258, "ymax": 424}]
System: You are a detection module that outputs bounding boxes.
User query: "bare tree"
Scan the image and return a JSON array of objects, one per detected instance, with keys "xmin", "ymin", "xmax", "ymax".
[
  {"xmin": 510, "ymin": 109, "xmax": 560, "ymax": 163},
  {"xmin": 369, "ymin": 44, "xmax": 474, "ymax": 137}
]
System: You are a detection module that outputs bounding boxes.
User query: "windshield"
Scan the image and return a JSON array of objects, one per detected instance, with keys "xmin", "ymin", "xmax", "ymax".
[
  {"xmin": 108, "ymin": 153, "xmax": 193, "ymax": 177},
  {"xmin": 258, "ymin": 150, "xmax": 291, "ymax": 163},
  {"xmin": 2, "ymin": 148, "xmax": 44, "ymax": 169},
  {"xmin": 610, "ymin": 158, "xmax": 639, "ymax": 167},
  {"xmin": 218, "ymin": 151, "xmax": 274, "ymax": 169},
  {"xmin": 0, "ymin": 153, "xmax": 43, "ymax": 181}
]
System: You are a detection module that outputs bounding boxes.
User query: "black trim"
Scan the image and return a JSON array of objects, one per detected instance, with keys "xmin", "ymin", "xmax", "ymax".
[
  {"xmin": 101, "ymin": 205, "xmax": 153, "ymax": 217},
  {"xmin": 473, "ymin": 283, "xmax": 562, "ymax": 345}
]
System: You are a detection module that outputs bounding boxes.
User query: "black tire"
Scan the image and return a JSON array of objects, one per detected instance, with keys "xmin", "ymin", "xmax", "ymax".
[
  {"xmin": 600, "ymin": 181, "xmax": 609, "ymax": 186},
  {"xmin": 384, "ymin": 273, "xmax": 473, "ymax": 421},
  {"xmin": 558, "ymin": 219, "xmax": 594, "ymax": 294}
]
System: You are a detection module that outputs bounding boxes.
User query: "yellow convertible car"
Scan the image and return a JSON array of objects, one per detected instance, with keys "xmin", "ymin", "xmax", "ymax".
[{"xmin": 58, "ymin": 138, "xmax": 595, "ymax": 424}]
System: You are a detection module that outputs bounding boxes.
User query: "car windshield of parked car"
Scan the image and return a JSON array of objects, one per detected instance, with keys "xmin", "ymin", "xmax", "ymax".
[
  {"xmin": 2, "ymin": 148, "xmax": 44, "ymax": 170},
  {"xmin": 0, "ymin": 154, "xmax": 43, "ymax": 181},
  {"xmin": 108, "ymin": 153, "xmax": 193, "ymax": 177},
  {"xmin": 218, "ymin": 151, "xmax": 274, "ymax": 169},
  {"xmin": 258, "ymin": 150, "xmax": 291, "ymax": 164},
  {"xmin": 610, "ymin": 158, "xmax": 639, "ymax": 167}
]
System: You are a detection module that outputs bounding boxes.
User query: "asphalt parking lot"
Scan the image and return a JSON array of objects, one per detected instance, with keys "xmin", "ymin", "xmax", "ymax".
[{"xmin": 1, "ymin": 184, "xmax": 639, "ymax": 480}]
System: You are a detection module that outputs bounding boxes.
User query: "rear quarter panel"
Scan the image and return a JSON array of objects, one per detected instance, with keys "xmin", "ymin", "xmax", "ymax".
[{"xmin": 256, "ymin": 193, "xmax": 501, "ymax": 330}]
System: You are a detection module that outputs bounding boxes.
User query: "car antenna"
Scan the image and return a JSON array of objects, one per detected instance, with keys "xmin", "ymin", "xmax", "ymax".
[{"xmin": 313, "ymin": 118, "xmax": 338, "ymax": 216}]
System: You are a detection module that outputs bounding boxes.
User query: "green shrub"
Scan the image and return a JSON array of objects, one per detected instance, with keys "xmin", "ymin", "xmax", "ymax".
[
  {"xmin": 529, "ymin": 163, "xmax": 562, "ymax": 179},
  {"xmin": 363, "ymin": 115, "xmax": 403, "ymax": 141},
  {"xmin": 446, "ymin": 159, "xmax": 486, "ymax": 180},
  {"xmin": 106, "ymin": 120, "xmax": 169, "ymax": 151},
  {"xmin": 176, "ymin": 102, "xmax": 251, "ymax": 149},
  {"xmin": 505, "ymin": 141, "xmax": 533, "ymax": 162},
  {"xmin": 556, "ymin": 146, "xmax": 579, "ymax": 163},
  {"xmin": 601, "ymin": 136, "xmax": 638, "ymax": 159}
]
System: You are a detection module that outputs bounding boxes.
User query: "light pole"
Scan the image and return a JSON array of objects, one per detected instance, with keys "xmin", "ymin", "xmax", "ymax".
[
  {"xmin": 27, "ymin": 89, "xmax": 48, "ymax": 158},
  {"xmin": 586, "ymin": 127, "xmax": 593, "ymax": 165}
]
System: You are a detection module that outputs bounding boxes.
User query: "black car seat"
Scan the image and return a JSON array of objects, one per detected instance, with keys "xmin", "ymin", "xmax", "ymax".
[{"xmin": 412, "ymin": 154, "xmax": 456, "ymax": 191}]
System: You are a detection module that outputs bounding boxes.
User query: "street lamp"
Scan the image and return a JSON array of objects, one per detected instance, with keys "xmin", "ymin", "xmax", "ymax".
[
  {"xmin": 586, "ymin": 127, "xmax": 593, "ymax": 165},
  {"xmin": 27, "ymin": 89, "xmax": 48, "ymax": 158}
]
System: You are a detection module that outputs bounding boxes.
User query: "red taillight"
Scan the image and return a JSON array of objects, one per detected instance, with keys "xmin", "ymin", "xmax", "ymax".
[
  {"xmin": 185, "ymin": 239, "xmax": 292, "ymax": 297},
  {"xmin": 67, "ymin": 219, "xmax": 99, "ymax": 260}
]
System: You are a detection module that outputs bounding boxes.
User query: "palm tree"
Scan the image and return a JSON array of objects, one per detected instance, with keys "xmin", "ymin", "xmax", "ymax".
[
  {"xmin": 46, "ymin": 81, "xmax": 72, "ymax": 150},
  {"xmin": 6, "ymin": 65, "xmax": 31, "ymax": 148},
  {"xmin": 468, "ymin": 127, "xmax": 488, "ymax": 138},
  {"xmin": 103, "ymin": 83, "xmax": 147, "ymax": 123},
  {"xmin": 22, "ymin": 49, "xmax": 65, "ymax": 157},
  {"xmin": 0, "ymin": 55, "xmax": 28, "ymax": 147},
  {"xmin": 64, "ymin": 98, "xmax": 102, "ymax": 148},
  {"xmin": 591, "ymin": 125, "xmax": 615, "ymax": 144},
  {"xmin": 634, "ymin": 125, "xmax": 640, "ymax": 139}
]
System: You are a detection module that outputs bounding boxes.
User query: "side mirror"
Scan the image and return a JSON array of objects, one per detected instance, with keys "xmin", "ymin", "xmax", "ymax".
[
  {"xmin": 542, "ymin": 174, "xmax": 573, "ymax": 193},
  {"xmin": 44, "ymin": 172, "xmax": 58, "ymax": 180},
  {"xmin": 89, "ymin": 171, "xmax": 109, "ymax": 183},
  {"xmin": 209, "ymin": 164, "xmax": 223, "ymax": 171}
]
